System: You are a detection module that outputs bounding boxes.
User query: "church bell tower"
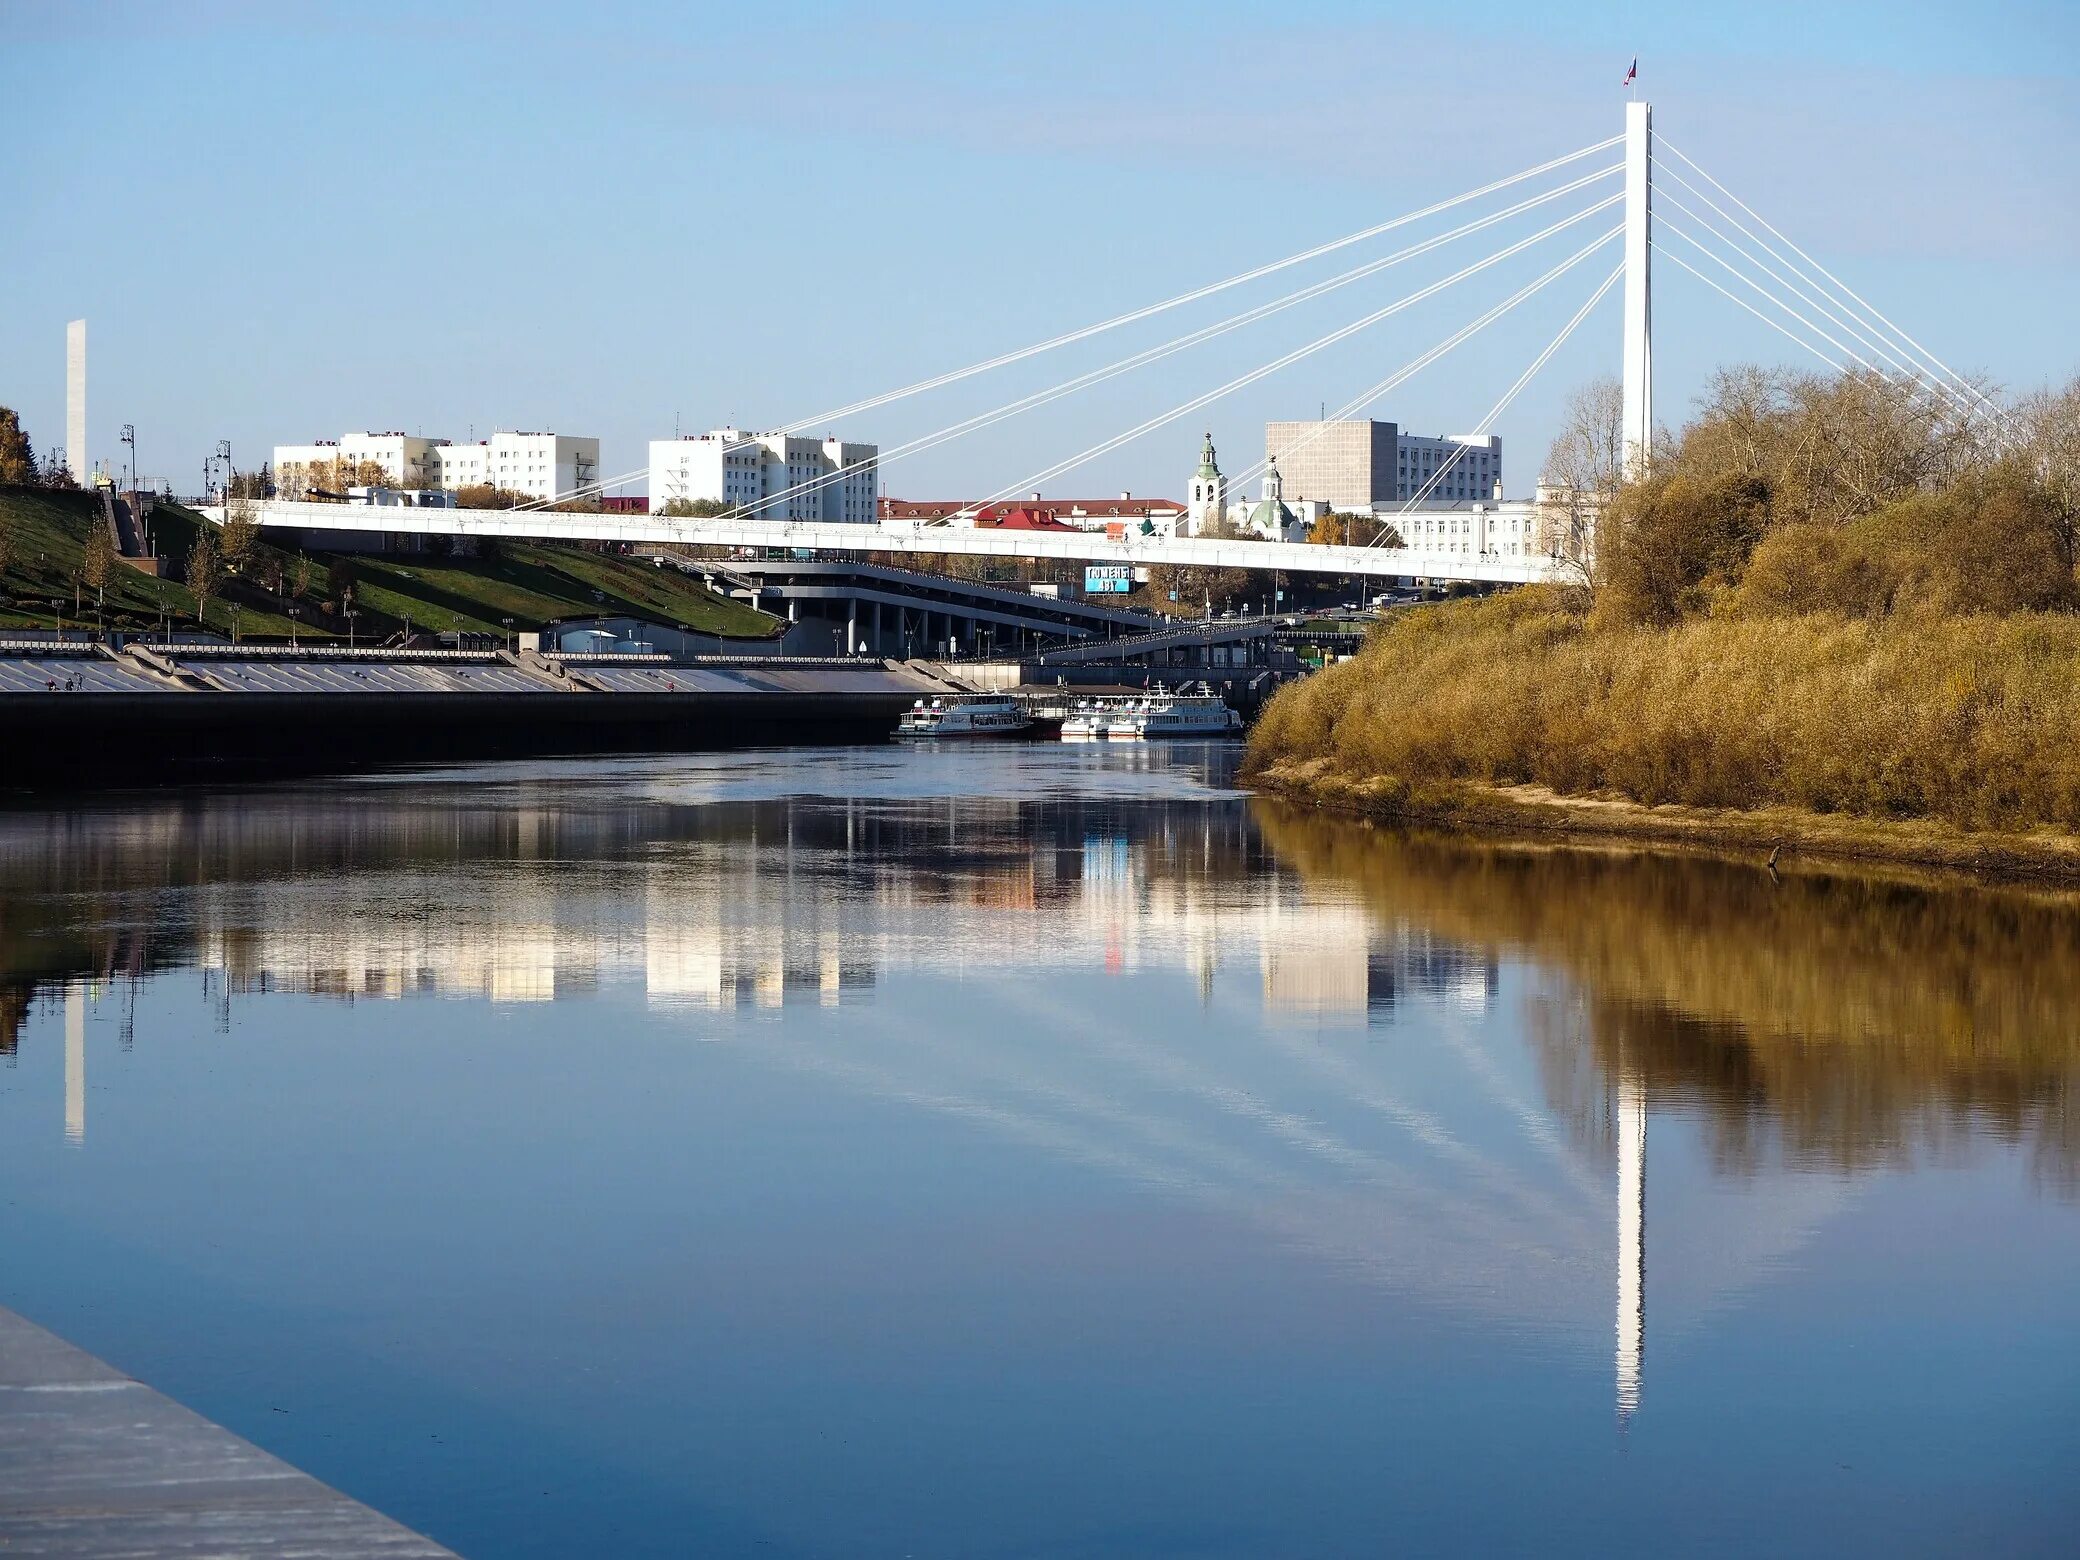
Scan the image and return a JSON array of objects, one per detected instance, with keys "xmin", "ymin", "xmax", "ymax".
[{"xmin": 1188, "ymin": 431, "xmax": 1228, "ymax": 534}]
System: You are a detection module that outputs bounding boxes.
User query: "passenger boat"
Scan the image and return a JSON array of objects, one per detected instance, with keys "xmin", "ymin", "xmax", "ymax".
[
  {"xmin": 1122, "ymin": 684, "xmax": 1243, "ymax": 739},
  {"xmin": 895, "ymin": 693, "xmax": 1033, "ymax": 738},
  {"xmin": 1061, "ymin": 695, "xmax": 1137, "ymax": 740}
]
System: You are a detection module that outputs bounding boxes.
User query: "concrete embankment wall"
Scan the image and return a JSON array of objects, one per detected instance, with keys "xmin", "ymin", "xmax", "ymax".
[{"xmin": 1, "ymin": 651, "xmax": 945, "ymax": 787}]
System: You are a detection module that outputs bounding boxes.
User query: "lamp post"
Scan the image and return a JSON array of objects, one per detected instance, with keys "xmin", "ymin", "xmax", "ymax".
[
  {"xmin": 502, "ymin": 616, "xmax": 515, "ymax": 654},
  {"xmin": 289, "ymin": 605, "xmax": 299, "ymax": 649},
  {"xmin": 347, "ymin": 609, "xmax": 358, "ymax": 650}
]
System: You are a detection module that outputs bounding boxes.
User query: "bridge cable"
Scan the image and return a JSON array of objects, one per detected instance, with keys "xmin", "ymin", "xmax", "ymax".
[
  {"xmin": 511, "ymin": 163, "xmax": 1621, "ymax": 518},
  {"xmin": 1652, "ymin": 214, "xmax": 2014, "ymax": 450},
  {"xmin": 572, "ymin": 167, "xmax": 1624, "ymax": 526},
  {"xmin": 1396, "ymin": 263, "xmax": 1626, "ymax": 519},
  {"xmin": 1649, "ymin": 176, "xmax": 2003, "ymax": 436},
  {"xmin": 1649, "ymin": 180, "xmax": 1966, "ymax": 404},
  {"xmin": 1649, "ymin": 242, "xmax": 1851, "ymax": 375},
  {"xmin": 1207, "ymin": 229, "xmax": 1621, "ymax": 515},
  {"xmin": 968, "ymin": 197, "xmax": 1624, "ymax": 513},
  {"xmin": 1656, "ymin": 138, "xmax": 2014, "ymax": 429},
  {"xmin": 772, "ymin": 135, "xmax": 1625, "ymax": 436}
]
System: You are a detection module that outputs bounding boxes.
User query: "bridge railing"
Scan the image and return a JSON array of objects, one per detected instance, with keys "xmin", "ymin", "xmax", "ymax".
[{"xmin": 211, "ymin": 500, "xmax": 1563, "ymax": 587}]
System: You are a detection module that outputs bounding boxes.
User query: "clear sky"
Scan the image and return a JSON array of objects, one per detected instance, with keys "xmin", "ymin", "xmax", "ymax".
[{"xmin": 4, "ymin": 0, "xmax": 2076, "ymax": 502}]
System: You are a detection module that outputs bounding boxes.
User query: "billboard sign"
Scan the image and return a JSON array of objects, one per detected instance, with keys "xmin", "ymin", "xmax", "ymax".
[{"xmin": 1085, "ymin": 565, "xmax": 1134, "ymax": 595}]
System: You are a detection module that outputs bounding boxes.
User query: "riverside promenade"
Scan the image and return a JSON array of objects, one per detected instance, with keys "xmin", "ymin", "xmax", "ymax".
[{"xmin": 0, "ymin": 1307, "xmax": 454, "ymax": 1556}]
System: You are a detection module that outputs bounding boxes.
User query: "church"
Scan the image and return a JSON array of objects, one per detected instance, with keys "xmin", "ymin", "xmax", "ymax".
[{"xmin": 1185, "ymin": 432, "xmax": 1314, "ymax": 541}]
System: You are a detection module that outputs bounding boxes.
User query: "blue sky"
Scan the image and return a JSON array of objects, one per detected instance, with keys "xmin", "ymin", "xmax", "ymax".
[{"xmin": 4, "ymin": 0, "xmax": 2076, "ymax": 501}]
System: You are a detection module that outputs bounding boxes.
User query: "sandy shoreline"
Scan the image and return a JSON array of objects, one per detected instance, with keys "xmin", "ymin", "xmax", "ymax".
[{"xmin": 1247, "ymin": 758, "xmax": 2080, "ymax": 887}]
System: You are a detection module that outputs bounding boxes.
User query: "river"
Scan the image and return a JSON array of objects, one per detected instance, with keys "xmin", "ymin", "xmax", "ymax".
[{"xmin": 1, "ymin": 743, "xmax": 2075, "ymax": 1557}]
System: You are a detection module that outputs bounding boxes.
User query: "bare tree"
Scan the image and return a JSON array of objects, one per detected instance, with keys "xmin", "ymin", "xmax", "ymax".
[
  {"xmin": 2013, "ymin": 376, "xmax": 2080, "ymax": 564},
  {"xmin": 187, "ymin": 529, "xmax": 223, "ymax": 630},
  {"xmin": 1539, "ymin": 377, "xmax": 1625, "ymax": 587}
]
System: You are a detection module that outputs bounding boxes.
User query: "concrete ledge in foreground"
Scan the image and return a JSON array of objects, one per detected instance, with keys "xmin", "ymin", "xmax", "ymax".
[{"xmin": 0, "ymin": 1306, "xmax": 455, "ymax": 1557}]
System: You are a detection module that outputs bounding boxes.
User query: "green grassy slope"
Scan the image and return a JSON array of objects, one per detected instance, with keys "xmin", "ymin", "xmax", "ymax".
[{"xmin": 0, "ymin": 488, "xmax": 778, "ymax": 641}]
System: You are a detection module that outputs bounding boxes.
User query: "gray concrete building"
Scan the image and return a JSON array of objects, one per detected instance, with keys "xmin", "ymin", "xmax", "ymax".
[
  {"xmin": 1266, "ymin": 417, "xmax": 1505, "ymax": 509},
  {"xmin": 1265, "ymin": 418, "xmax": 1398, "ymax": 510}
]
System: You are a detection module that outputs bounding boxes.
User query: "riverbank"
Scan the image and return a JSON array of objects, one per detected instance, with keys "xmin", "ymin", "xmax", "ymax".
[
  {"xmin": 1249, "ymin": 758, "xmax": 2080, "ymax": 885},
  {"xmin": 0, "ymin": 486, "xmax": 778, "ymax": 641}
]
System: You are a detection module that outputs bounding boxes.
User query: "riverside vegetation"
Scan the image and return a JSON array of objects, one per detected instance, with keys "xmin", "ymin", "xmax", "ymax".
[{"xmin": 1245, "ymin": 367, "xmax": 2080, "ymax": 867}]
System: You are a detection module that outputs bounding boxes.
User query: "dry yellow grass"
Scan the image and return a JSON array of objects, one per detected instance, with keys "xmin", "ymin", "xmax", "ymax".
[{"xmin": 1246, "ymin": 587, "xmax": 2080, "ymax": 833}]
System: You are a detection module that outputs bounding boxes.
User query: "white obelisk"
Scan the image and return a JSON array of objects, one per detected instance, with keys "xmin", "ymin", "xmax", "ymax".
[{"xmin": 66, "ymin": 320, "xmax": 87, "ymax": 485}]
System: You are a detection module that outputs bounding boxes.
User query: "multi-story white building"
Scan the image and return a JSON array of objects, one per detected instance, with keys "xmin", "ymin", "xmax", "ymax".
[
  {"xmin": 273, "ymin": 432, "xmax": 445, "ymax": 498},
  {"xmin": 433, "ymin": 432, "xmax": 599, "ymax": 504},
  {"xmin": 274, "ymin": 429, "xmax": 599, "ymax": 503},
  {"xmin": 647, "ymin": 429, "xmax": 877, "ymax": 523},
  {"xmin": 1390, "ymin": 485, "xmax": 1590, "ymax": 566}
]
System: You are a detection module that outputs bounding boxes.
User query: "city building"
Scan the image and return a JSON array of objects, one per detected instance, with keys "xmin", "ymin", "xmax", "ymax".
[
  {"xmin": 1187, "ymin": 432, "xmax": 1228, "ymax": 533},
  {"xmin": 1265, "ymin": 418, "xmax": 1396, "ymax": 510},
  {"xmin": 1238, "ymin": 458, "xmax": 1303, "ymax": 540},
  {"xmin": 1263, "ymin": 419, "xmax": 1505, "ymax": 509},
  {"xmin": 273, "ymin": 430, "xmax": 599, "ymax": 504},
  {"xmin": 273, "ymin": 433, "xmax": 445, "ymax": 498},
  {"xmin": 1391, "ymin": 486, "xmax": 1587, "ymax": 564},
  {"xmin": 879, "ymin": 494, "xmax": 1184, "ymax": 530},
  {"xmin": 1397, "ymin": 432, "xmax": 1502, "ymax": 504},
  {"xmin": 434, "ymin": 432, "xmax": 599, "ymax": 503},
  {"xmin": 648, "ymin": 429, "xmax": 877, "ymax": 523}
]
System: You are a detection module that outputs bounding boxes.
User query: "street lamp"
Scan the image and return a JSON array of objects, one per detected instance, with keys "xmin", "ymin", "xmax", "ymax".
[
  {"xmin": 289, "ymin": 605, "xmax": 300, "ymax": 649},
  {"xmin": 347, "ymin": 608, "xmax": 358, "ymax": 650}
]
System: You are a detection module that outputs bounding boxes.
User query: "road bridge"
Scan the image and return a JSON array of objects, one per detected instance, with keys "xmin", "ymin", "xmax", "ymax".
[{"xmin": 717, "ymin": 557, "xmax": 1158, "ymax": 657}]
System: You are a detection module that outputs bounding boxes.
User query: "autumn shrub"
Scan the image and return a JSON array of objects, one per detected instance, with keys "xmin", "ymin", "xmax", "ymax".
[{"xmin": 1246, "ymin": 588, "xmax": 2080, "ymax": 831}]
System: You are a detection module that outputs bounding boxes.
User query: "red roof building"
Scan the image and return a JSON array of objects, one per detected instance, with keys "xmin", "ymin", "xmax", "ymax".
[{"xmin": 881, "ymin": 495, "xmax": 1185, "ymax": 528}]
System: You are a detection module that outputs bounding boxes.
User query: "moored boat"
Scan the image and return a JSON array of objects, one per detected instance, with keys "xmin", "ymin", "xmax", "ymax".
[{"xmin": 895, "ymin": 693, "xmax": 1033, "ymax": 738}]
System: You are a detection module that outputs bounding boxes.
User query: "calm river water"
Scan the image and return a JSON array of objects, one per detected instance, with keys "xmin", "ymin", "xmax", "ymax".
[{"xmin": 2, "ymin": 744, "xmax": 2075, "ymax": 1557}]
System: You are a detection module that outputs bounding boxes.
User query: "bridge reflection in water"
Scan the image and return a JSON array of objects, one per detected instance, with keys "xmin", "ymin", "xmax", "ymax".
[{"xmin": 6, "ymin": 748, "xmax": 2079, "ymax": 1446}]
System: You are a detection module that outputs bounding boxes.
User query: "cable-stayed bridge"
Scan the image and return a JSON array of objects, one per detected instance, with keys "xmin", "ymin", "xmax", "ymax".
[{"xmin": 216, "ymin": 103, "xmax": 2010, "ymax": 585}]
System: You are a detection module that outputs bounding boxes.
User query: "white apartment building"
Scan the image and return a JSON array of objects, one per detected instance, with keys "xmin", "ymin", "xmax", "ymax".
[
  {"xmin": 273, "ymin": 429, "xmax": 599, "ymax": 503},
  {"xmin": 434, "ymin": 432, "xmax": 599, "ymax": 504},
  {"xmin": 273, "ymin": 432, "xmax": 444, "ymax": 498},
  {"xmin": 1396, "ymin": 433, "xmax": 1502, "ymax": 503},
  {"xmin": 647, "ymin": 429, "xmax": 877, "ymax": 523}
]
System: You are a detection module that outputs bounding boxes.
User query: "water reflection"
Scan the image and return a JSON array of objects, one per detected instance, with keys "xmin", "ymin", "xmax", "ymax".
[
  {"xmin": 2, "ymin": 750, "xmax": 2076, "ymax": 1554},
  {"xmin": 0, "ymin": 765, "xmax": 1470, "ymax": 1030},
  {"xmin": 1255, "ymin": 804, "xmax": 2080, "ymax": 1194}
]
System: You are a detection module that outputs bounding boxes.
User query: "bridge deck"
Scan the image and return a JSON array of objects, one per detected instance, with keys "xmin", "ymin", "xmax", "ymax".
[{"xmin": 218, "ymin": 502, "xmax": 1559, "ymax": 585}]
